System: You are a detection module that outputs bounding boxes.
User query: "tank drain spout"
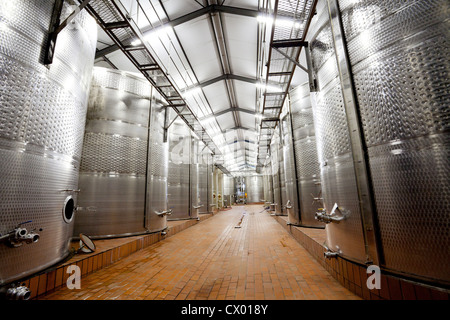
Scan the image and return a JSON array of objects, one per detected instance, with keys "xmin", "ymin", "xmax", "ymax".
[
  {"xmin": 0, "ymin": 223, "xmax": 40, "ymax": 248},
  {"xmin": 323, "ymin": 245, "xmax": 340, "ymax": 259},
  {"xmin": 0, "ymin": 285, "xmax": 31, "ymax": 300},
  {"xmin": 315, "ymin": 203, "xmax": 348, "ymax": 224},
  {"xmin": 155, "ymin": 209, "xmax": 172, "ymax": 217}
]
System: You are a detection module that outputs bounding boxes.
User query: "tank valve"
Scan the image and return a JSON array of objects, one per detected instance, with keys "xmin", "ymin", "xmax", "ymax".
[
  {"xmin": 323, "ymin": 245, "xmax": 340, "ymax": 259},
  {"xmin": 0, "ymin": 221, "xmax": 41, "ymax": 248},
  {"xmin": 324, "ymin": 250, "xmax": 339, "ymax": 259},
  {"xmin": 285, "ymin": 200, "xmax": 292, "ymax": 209},
  {"xmin": 1, "ymin": 285, "xmax": 31, "ymax": 300},
  {"xmin": 315, "ymin": 203, "xmax": 348, "ymax": 224},
  {"xmin": 155, "ymin": 209, "xmax": 172, "ymax": 217}
]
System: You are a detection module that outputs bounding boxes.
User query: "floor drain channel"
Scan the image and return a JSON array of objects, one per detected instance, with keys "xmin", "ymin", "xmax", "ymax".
[{"xmin": 235, "ymin": 212, "xmax": 246, "ymax": 228}]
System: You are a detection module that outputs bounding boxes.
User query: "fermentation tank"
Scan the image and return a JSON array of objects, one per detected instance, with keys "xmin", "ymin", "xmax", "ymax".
[
  {"xmin": 167, "ymin": 116, "xmax": 192, "ymax": 220},
  {"xmin": 0, "ymin": 0, "xmax": 97, "ymax": 285},
  {"xmin": 144, "ymin": 90, "xmax": 170, "ymax": 233},
  {"xmin": 197, "ymin": 146, "xmax": 211, "ymax": 214},
  {"xmin": 245, "ymin": 176, "xmax": 264, "ymax": 204},
  {"xmin": 202, "ymin": 151, "xmax": 214, "ymax": 213},
  {"xmin": 289, "ymin": 83, "xmax": 323, "ymax": 228},
  {"xmin": 217, "ymin": 169, "xmax": 224, "ymax": 208},
  {"xmin": 278, "ymin": 131, "xmax": 287, "ymax": 213},
  {"xmin": 270, "ymin": 131, "xmax": 283, "ymax": 214},
  {"xmin": 74, "ymin": 68, "xmax": 152, "ymax": 237},
  {"xmin": 190, "ymin": 136, "xmax": 200, "ymax": 219},
  {"xmin": 263, "ymin": 160, "xmax": 274, "ymax": 206},
  {"xmin": 281, "ymin": 110, "xmax": 300, "ymax": 225},
  {"xmin": 338, "ymin": 0, "xmax": 450, "ymax": 284},
  {"xmin": 308, "ymin": 0, "xmax": 368, "ymax": 264},
  {"xmin": 223, "ymin": 175, "xmax": 235, "ymax": 206}
]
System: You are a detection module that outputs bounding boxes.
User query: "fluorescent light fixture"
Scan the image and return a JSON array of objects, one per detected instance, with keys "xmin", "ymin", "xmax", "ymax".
[
  {"xmin": 183, "ymin": 86, "xmax": 202, "ymax": 98},
  {"xmin": 200, "ymin": 117, "xmax": 215, "ymax": 126},
  {"xmin": 256, "ymin": 83, "xmax": 281, "ymax": 92},
  {"xmin": 258, "ymin": 15, "xmax": 304, "ymax": 29},
  {"xmin": 142, "ymin": 25, "xmax": 172, "ymax": 43},
  {"xmin": 131, "ymin": 39, "xmax": 142, "ymax": 46},
  {"xmin": 257, "ymin": 14, "xmax": 273, "ymax": 25}
]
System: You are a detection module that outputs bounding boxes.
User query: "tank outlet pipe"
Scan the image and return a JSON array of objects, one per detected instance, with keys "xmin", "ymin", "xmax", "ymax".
[
  {"xmin": 155, "ymin": 209, "xmax": 172, "ymax": 217},
  {"xmin": 0, "ymin": 223, "xmax": 40, "ymax": 248},
  {"xmin": 285, "ymin": 200, "xmax": 292, "ymax": 209},
  {"xmin": 315, "ymin": 203, "xmax": 348, "ymax": 224},
  {"xmin": 323, "ymin": 245, "xmax": 340, "ymax": 259},
  {"xmin": 0, "ymin": 285, "xmax": 31, "ymax": 300}
]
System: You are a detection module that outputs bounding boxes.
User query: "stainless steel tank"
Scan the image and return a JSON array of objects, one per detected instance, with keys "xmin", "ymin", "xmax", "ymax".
[
  {"xmin": 190, "ymin": 135, "xmax": 200, "ymax": 218},
  {"xmin": 270, "ymin": 131, "xmax": 283, "ymax": 214},
  {"xmin": 245, "ymin": 176, "xmax": 264, "ymax": 204},
  {"xmin": 338, "ymin": 0, "xmax": 450, "ymax": 284},
  {"xmin": 167, "ymin": 116, "xmax": 192, "ymax": 220},
  {"xmin": 144, "ymin": 90, "xmax": 170, "ymax": 232},
  {"xmin": 223, "ymin": 175, "xmax": 235, "ymax": 205},
  {"xmin": 0, "ymin": 0, "xmax": 97, "ymax": 285},
  {"xmin": 74, "ymin": 67, "xmax": 153, "ymax": 238},
  {"xmin": 198, "ymin": 147, "xmax": 211, "ymax": 214},
  {"xmin": 203, "ymin": 151, "xmax": 214, "ymax": 213},
  {"xmin": 281, "ymin": 111, "xmax": 300, "ymax": 225},
  {"xmin": 308, "ymin": 0, "xmax": 367, "ymax": 263},
  {"xmin": 278, "ymin": 132, "xmax": 287, "ymax": 213},
  {"xmin": 217, "ymin": 169, "xmax": 224, "ymax": 208},
  {"xmin": 263, "ymin": 160, "xmax": 274, "ymax": 206},
  {"xmin": 290, "ymin": 83, "xmax": 323, "ymax": 228}
]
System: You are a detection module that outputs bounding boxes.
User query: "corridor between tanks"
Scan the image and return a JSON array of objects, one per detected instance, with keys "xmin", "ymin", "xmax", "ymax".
[{"xmin": 39, "ymin": 205, "xmax": 358, "ymax": 300}]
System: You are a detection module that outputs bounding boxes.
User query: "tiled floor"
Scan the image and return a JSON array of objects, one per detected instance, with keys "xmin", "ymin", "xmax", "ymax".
[{"xmin": 38, "ymin": 205, "xmax": 359, "ymax": 300}]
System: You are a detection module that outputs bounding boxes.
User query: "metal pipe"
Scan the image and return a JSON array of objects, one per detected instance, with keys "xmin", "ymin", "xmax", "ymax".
[
  {"xmin": 1, "ymin": 286, "xmax": 31, "ymax": 300},
  {"xmin": 315, "ymin": 203, "xmax": 348, "ymax": 224},
  {"xmin": 323, "ymin": 245, "xmax": 340, "ymax": 259},
  {"xmin": 0, "ymin": 226, "xmax": 40, "ymax": 248},
  {"xmin": 155, "ymin": 209, "xmax": 172, "ymax": 217}
]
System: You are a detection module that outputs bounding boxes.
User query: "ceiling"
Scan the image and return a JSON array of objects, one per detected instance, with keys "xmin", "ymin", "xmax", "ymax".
[{"xmin": 90, "ymin": 0, "xmax": 315, "ymax": 176}]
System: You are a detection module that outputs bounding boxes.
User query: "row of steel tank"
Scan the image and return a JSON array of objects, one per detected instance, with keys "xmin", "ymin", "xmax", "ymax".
[
  {"xmin": 0, "ymin": 0, "xmax": 222, "ymax": 288},
  {"xmin": 264, "ymin": 0, "xmax": 449, "ymax": 287}
]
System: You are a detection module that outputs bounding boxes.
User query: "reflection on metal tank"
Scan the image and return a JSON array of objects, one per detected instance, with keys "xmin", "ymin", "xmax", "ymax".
[
  {"xmin": 167, "ymin": 115, "xmax": 192, "ymax": 220},
  {"xmin": 245, "ymin": 176, "xmax": 264, "ymax": 204},
  {"xmin": 74, "ymin": 68, "xmax": 152, "ymax": 238},
  {"xmin": 263, "ymin": 160, "xmax": 274, "ymax": 206},
  {"xmin": 223, "ymin": 175, "xmax": 235, "ymax": 205},
  {"xmin": 205, "ymin": 152, "xmax": 214, "ymax": 213},
  {"xmin": 278, "ymin": 131, "xmax": 287, "ymax": 213},
  {"xmin": 281, "ymin": 111, "xmax": 300, "ymax": 225},
  {"xmin": 270, "ymin": 130, "xmax": 283, "ymax": 214},
  {"xmin": 338, "ymin": 0, "xmax": 450, "ymax": 284},
  {"xmin": 212, "ymin": 167, "xmax": 218, "ymax": 210},
  {"xmin": 145, "ymin": 90, "xmax": 170, "ymax": 232},
  {"xmin": 198, "ymin": 147, "xmax": 211, "ymax": 214},
  {"xmin": 0, "ymin": 0, "xmax": 97, "ymax": 285},
  {"xmin": 190, "ymin": 136, "xmax": 200, "ymax": 219},
  {"xmin": 217, "ymin": 169, "xmax": 224, "ymax": 208},
  {"xmin": 309, "ymin": 0, "xmax": 367, "ymax": 263},
  {"xmin": 290, "ymin": 83, "xmax": 323, "ymax": 228}
]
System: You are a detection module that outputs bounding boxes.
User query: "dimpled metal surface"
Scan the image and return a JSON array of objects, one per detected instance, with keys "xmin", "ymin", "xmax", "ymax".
[
  {"xmin": 308, "ymin": 0, "xmax": 367, "ymax": 262},
  {"xmin": 74, "ymin": 68, "xmax": 152, "ymax": 238},
  {"xmin": 245, "ymin": 176, "xmax": 264, "ymax": 204},
  {"xmin": 290, "ymin": 83, "xmax": 323, "ymax": 227},
  {"xmin": 281, "ymin": 113, "xmax": 300, "ymax": 225},
  {"xmin": 0, "ymin": 0, "xmax": 97, "ymax": 284},
  {"xmin": 167, "ymin": 117, "xmax": 192, "ymax": 220},
  {"xmin": 340, "ymin": 0, "xmax": 450, "ymax": 283}
]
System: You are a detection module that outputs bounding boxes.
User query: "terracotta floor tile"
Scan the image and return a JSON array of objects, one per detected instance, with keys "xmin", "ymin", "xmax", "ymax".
[{"xmin": 38, "ymin": 205, "xmax": 359, "ymax": 300}]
